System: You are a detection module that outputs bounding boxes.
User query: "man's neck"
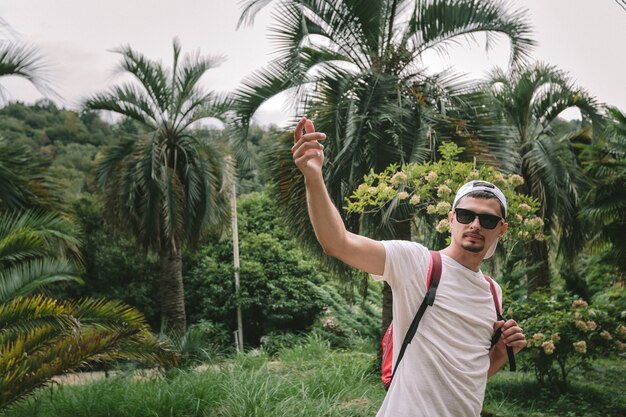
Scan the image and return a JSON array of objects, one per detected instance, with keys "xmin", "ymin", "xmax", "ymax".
[{"xmin": 439, "ymin": 246, "xmax": 483, "ymax": 272}]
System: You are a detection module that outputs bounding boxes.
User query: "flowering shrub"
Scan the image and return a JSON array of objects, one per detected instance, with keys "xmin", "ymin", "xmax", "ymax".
[
  {"xmin": 345, "ymin": 142, "xmax": 545, "ymax": 246},
  {"xmin": 509, "ymin": 290, "xmax": 626, "ymax": 389}
]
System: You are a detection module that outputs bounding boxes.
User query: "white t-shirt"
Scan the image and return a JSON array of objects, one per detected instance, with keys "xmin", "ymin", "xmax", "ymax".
[{"xmin": 373, "ymin": 240, "xmax": 502, "ymax": 417}]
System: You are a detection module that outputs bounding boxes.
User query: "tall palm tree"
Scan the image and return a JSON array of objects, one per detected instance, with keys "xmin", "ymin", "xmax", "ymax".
[
  {"xmin": 580, "ymin": 107, "xmax": 626, "ymax": 276},
  {"xmin": 84, "ymin": 39, "xmax": 231, "ymax": 334},
  {"xmin": 235, "ymin": 0, "xmax": 535, "ymax": 329},
  {"xmin": 481, "ymin": 63, "xmax": 602, "ymax": 293}
]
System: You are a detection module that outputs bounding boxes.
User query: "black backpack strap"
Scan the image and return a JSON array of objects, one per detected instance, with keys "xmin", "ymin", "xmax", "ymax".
[
  {"xmin": 485, "ymin": 276, "xmax": 516, "ymax": 372},
  {"xmin": 390, "ymin": 250, "xmax": 442, "ymax": 384}
]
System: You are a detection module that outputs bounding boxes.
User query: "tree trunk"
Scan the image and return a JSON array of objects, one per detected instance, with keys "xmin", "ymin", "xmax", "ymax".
[
  {"xmin": 159, "ymin": 238, "xmax": 186, "ymax": 335},
  {"xmin": 518, "ymin": 168, "xmax": 551, "ymax": 296},
  {"xmin": 526, "ymin": 238, "xmax": 550, "ymax": 295},
  {"xmin": 381, "ymin": 219, "xmax": 413, "ymax": 331}
]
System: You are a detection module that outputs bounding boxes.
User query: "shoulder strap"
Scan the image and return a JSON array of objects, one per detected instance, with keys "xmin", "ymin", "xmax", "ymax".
[
  {"xmin": 484, "ymin": 275, "xmax": 516, "ymax": 372},
  {"xmin": 390, "ymin": 250, "xmax": 442, "ymax": 384}
]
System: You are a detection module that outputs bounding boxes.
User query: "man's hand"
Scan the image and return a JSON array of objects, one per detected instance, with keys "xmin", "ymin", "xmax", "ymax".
[
  {"xmin": 493, "ymin": 319, "xmax": 526, "ymax": 354},
  {"xmin": 292, "ymin": 117, "xmax": 326, "ymax": 178}
]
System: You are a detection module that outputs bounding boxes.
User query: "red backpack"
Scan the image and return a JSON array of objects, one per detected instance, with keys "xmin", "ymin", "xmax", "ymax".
[{"xmin": 380, "ymin": 250, "xmax": 514, "ymax": 391}]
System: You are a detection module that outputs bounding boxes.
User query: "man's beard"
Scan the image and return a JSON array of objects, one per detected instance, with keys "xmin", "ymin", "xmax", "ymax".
[{"xmin": 461, "ymin": 236, "xmax": 485, "ymax": 253}]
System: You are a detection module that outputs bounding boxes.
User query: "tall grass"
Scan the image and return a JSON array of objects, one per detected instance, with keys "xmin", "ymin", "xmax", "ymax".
[
  {"xmin": 2, "ymin": 336, "xmax": 624, "ymax": 417},
  {"xmin": 2, "ymin": 335, "xmax": 384, "ymax": 417}
]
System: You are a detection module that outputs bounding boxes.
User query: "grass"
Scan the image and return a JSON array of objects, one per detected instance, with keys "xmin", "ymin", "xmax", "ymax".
[
  {"xmin": 2, "ymin": 337, "xmax": 625, "ymax": 417},
  {"xmin": 483, "ymin": 357, "xmax": 626, "ymax": 417}
]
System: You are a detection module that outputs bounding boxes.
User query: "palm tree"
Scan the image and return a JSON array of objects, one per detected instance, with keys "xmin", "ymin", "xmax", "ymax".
[
  {"xmin": 84, "ymin": 39, "xmax": 231, "ymax": 334},
  {"xmin": 235, "ymin": 0, "xmax": 535, "ymax": 329},
  {"xmin": 0, "ymin": 18, "xmax": 51, "ymax": 101},
  {"xmin": 0, "ymin": 210, "xmax": 171, "ymax": 410},
  {"xmin": 0, "ymin": 138, "xmax": 59, "ymax": 212},
  {"xmin": 580, "ymin": 107, "xmax": 626, "ymax": 276},
  {"xmin": 481, "ymin": 63, "xmax": 602, "ymax": 293}
]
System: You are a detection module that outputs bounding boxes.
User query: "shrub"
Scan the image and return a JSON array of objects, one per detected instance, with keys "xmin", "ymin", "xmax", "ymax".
[
  {"xmin": 510, "ymin": 289, "xmax": 626, "ymax": 389},
  {"xmin": 184, "ymin": 191, "xmax": 332, "ymax": 345}
]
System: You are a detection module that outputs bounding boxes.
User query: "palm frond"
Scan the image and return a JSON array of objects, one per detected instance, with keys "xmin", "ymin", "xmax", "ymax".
[
  {"xmin": 0, "ymin": 210, "xmax": 82, "ymax": 265},
  {"xmin": 409, "ymin": 0, "xmax": 534, "ymax": 66},
  {"xmin": 0, "ymin": 258, "xmax": 83, "ymax": 303},
  {"xmin": 0, "ymin": 40, "xmax": 53, "ymax": 100},
  {"xmin": 0, "ymin": 295, "xmax": 174, "ymax": 409},
  {"xmin": 237, "ymin": 0, "xmax": 275, "ymax": 28}
]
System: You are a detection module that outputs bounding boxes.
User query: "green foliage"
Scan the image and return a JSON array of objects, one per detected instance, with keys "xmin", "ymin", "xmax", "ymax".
[
  {"xmin": 0, "ymin": 138, "xmax": 58, "ymax": 212},
  {"xmin": 0, "ymin": 295, "xmax": 173, "ymax": 410},
  {"xmin": 580, "ymin": 106, "xmax": 626, "ymax": 274},
  {"xmin": 184, "ymin": 191, "xmax": 331, "ymax": 345},
  {"xmin": 509, "ymin": 290, "xmax": 625, "ymax": 388},
  {"xmin": 0, "ymin": 206, "xmax": 174, "ymax": 410},
  {"xmin": 1, "ymin": 337, "xmax": 384, "ymax": 417},
  {"xmin": 484, "ymin": 358, "xmax": 626, "ymax": 416},
  {"xmin": 2, "ymin": 341, "xmax": 625, "ymax": 417},
  {"xmin": 0, "ymin": 210, "xmax": 83, "ymax": 302},
  {"xmin": 0, "ymin": 102, "xmax": 113, "ymax": 147},
  {"xmin": 52, "ymin": 196, "xmax": 161, "ymax": 328},
  {"xmin": 346, "ymin": 142, "xmax": 545, "ymax": 249},
  {"xmin": 311, "ymin": 280, "xmax": 382, "ymax": 348},
  {"xmin": 159, "ymin": 320, "xmax": 232, "ymax": 367}
]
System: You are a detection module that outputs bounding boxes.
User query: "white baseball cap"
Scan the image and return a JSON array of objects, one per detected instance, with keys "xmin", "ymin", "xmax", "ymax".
[{"xmin": 452, "ymin": 180, "xmax": 507, "ymax": 259}]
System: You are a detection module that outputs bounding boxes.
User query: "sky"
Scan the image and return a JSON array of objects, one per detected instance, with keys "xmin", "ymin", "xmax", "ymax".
[{"xmin": 1, "ymin": 0, "xmax": 625, "ymax": 126}]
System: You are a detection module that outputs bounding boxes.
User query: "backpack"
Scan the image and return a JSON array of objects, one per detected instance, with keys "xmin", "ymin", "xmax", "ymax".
[{"xmin": 380, "ymin": 250, "xmax": 515, "ymax": 391}]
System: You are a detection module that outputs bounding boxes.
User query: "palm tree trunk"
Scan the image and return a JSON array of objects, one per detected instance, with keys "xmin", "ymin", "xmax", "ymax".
[
  {"xmin": 381, "ymin": 218, "xmax": 412, "ymax": 331},
  {"xmin": 527, "ymin": 238, "xmax": 550, "ymax": 295},
  {"xmin": 519, "ymin": 168, "xmax": 551, "ymax": 295},
  {"xmin": 159, "ymin": 238, "xmax": 186, "ymax": 334}
]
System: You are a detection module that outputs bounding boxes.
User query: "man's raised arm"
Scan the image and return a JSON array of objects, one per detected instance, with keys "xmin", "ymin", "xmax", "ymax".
[{"xmin": 292, "ymin": 117, "xmax": 385, "ymax": 276}]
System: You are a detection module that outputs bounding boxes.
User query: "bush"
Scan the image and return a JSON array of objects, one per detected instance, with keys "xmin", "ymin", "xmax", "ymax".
[
  {"xmin": 160, "ymin": 320, "xmax": 233, "ymax": 367},
  {"xmin": 312, "ymin": 280, "xmax": 382, "ymax": 349},
  {"xmin": 184, "ymin": 191, "xmax": 333, "ymax": 345},
  {"xmin": 510, "ymin": 289, "xmax": 626, "ymax": 389}
]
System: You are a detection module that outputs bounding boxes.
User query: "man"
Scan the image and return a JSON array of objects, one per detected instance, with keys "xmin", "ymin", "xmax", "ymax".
[{"xmin": 292, "ymin": 117, "xmax": 527, "ymax": 416}]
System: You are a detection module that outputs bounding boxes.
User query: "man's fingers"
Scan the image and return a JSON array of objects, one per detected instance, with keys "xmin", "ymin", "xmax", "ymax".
[
  {"xmin": 294, "ymin": 117, "xmax": 307, "ymax": 143},
  {"xmin": 293, "ymin": 141, "xmax": 324, "ymax": 159},
  {"xmin": 291, "ymin": 132, "xmax": 327, "ymax": 154},
  {"xmin": 294, "ymin": 150, "xmax": 322, "ymax": 168},
  {"xmin": 503, "ymin": 319, "xmax": 518, "ymax": 329},
  {"xmin": 493, "ymin": 320, "xmax": 505, "ymax": 331},
  {"xmin": 305, "ymin": 119, "xmax": 315, "ymax": 133}
]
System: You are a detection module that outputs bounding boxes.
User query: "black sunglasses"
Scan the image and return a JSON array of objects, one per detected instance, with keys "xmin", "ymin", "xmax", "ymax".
[{"xmin": 455, "ymin": 208, "xmax": 503, "ymax": 230}]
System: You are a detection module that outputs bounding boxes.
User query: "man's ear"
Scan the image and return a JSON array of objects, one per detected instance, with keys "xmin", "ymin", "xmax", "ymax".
[{"xmin": 499, "ymin": 222, "xmax": 509, "ymax": 237}]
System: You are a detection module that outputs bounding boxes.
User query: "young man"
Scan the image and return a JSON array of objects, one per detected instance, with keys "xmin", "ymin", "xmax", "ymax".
[{"xmin": 292, "ymin": 117, "xmax": 527, "ymax": 416}]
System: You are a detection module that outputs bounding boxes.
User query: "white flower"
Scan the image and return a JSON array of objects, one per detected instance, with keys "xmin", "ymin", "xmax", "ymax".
[
  {"xmin": 436, "ymin": 202, "xmax": 451, "ymax": 215},
  {"xmin": 542, "ymin": 340, "xmax": 555, "ymax": 355},
  {"xmin": 573, "ymin": 341, "xmax": 587, "ymax": 354},
  {"xmin": 600, "ymin": 330, "xmax": 612, "ymax": 340},
  {"xmin": 391, "ymin": 172, "xmax": 409, "ymax": 185},
  {"xmin": 437, "ymin": 185, "xmax": 452, "ymax": 197},
  {"xmin": 436, "ymin": 219, "xmax": 450, "ymax": 233},
  {"xmin": 509, "ymin": 174, "xmax": 524, "ymax": 187},
  {"xmin": 425, "ymin": 171, "xmax": 438, "ymax": 182}
]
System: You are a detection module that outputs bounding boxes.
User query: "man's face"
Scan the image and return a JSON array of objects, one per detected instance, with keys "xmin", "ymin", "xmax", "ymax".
[{"xmin": 448, "ymin": 196, "xmax": 508, "ymax": 256}]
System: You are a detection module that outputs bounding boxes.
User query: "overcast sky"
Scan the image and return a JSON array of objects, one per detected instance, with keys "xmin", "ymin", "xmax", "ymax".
[{"xmin": 1, "ymin": 0, "xmax": 625, "ymax": 126}]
